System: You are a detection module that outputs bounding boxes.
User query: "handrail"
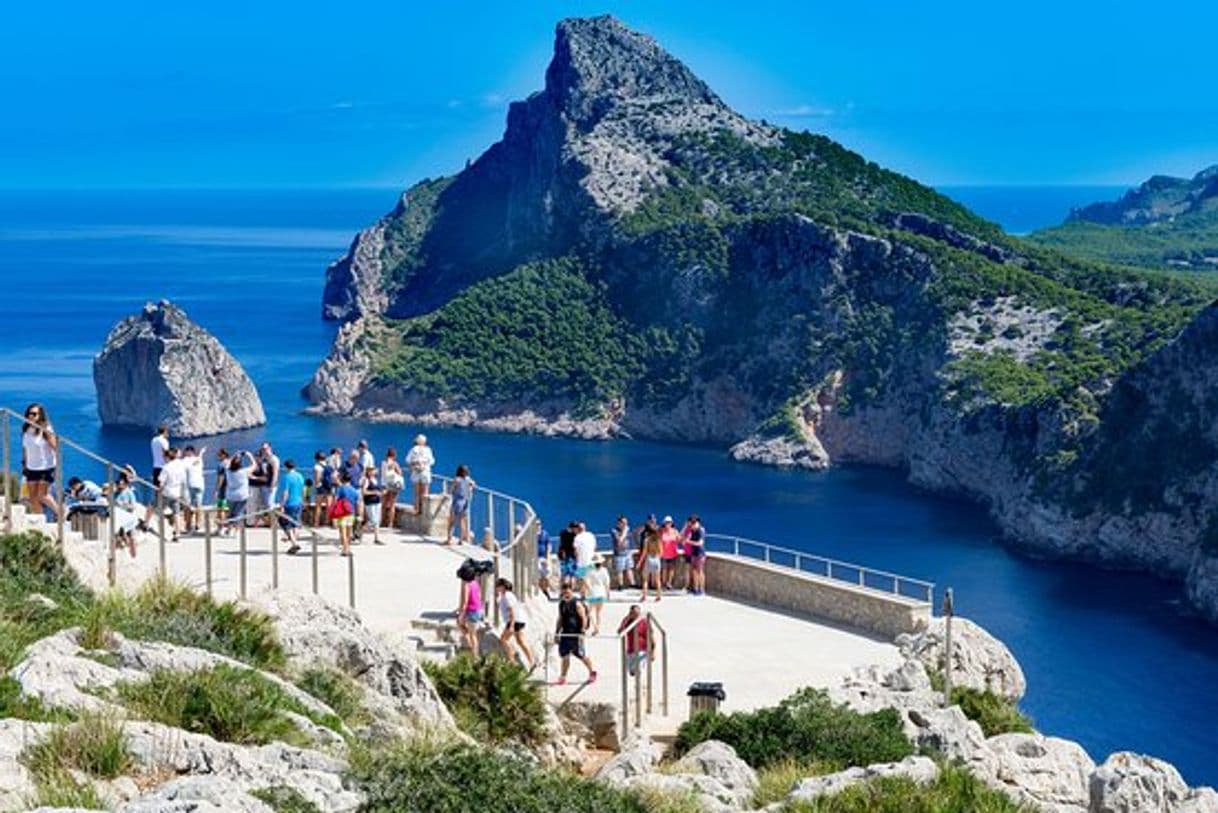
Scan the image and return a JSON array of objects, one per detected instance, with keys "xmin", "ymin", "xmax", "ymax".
[{"xmin": 581, "ymin": 530, "xmax": 934, "ymax": 604}]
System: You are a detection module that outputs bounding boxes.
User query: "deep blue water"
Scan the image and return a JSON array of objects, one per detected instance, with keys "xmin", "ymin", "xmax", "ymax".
[
  {"xmin": 939, "ymin": 185, "xmax": 1126, "ymax": 234},
  {"xmin": 0, "ymin": 188, "xmax": 1214, "ymax": 783}
]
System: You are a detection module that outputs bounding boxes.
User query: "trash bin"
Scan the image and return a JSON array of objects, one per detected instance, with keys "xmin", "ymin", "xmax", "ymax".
[{"xmin": 687, "ymin": 681, "xmax": 726, "ymax": 718}]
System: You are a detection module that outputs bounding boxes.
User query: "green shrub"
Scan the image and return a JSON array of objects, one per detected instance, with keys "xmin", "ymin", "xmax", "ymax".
[
  {"xmin": 296, "ymin": 667, "xmax": 369, "ymax": 729},
  {"xmin": 22, "ymin": 712, "xmax": 132, "ymax": 779},
  {"xmin": 673, "ymin": 687, "xmax": 912, "ymax": 770},
  {"xmin": 111, "ymin": 664, "xmax": 336, "ymax": 746},
  {"xmin": 780, "ymin": 763, "xmax": 1030, "ymax": 812},
  {"xmin": 950, "ymin": 687, "xmax": 1033, "ymax": 737},
  {"xmin": 422, "ymin": 653, "xmax": 546, "ymax": 746},
  {"xmin": 251, "ymin": 785, "xmax": 323, "ymax": 813},
  {"xmin": 25, "ymin": 770, "xmax": 105, "ymax": 809},
  {"xmin": 350, "ymin": 742, "xmax": 650, "ymax": 813}
]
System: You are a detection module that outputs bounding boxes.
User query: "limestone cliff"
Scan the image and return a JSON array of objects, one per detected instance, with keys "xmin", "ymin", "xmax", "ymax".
[
  {"xmin": 307, "ymin": 16, "xmax": 1218, "ymax": 621},
  {"xmin": 94, "ymin": 300, "xmax": 265, "ymax": 437}
]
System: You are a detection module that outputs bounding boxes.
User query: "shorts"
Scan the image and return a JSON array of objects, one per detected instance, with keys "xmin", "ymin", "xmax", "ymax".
[
  {"xmin": 575, "ymin": 565, "xmax": 591, "ymax": 580},
  {"xmin": 364, "ymin": 503, "xmax": 382, "ymax": 526},
  {"xmin": 226, "ymin": 498, "xmax": 247, "ymax": 525},
  {"xmin": 279, "ymin": 504, "xmax": 303, "ymax": 529},
  {"xmin": 411, "ymin": 472, "xmax": 432, "ymax": 485},
  {"xmin": 316, "ymin": 485, "xmax": 333, "ymax": 497},
  {"xmin": 627, "ymin": 651, "xmax": 648, "ymax": 676},
  {"xmin": 165, "ymin": 497, "xmax": 184, "ymax": 516},
  {"xmin": 538, "ymin": 559, "xmax": 551, "ymax": 578},
  {"xmin": 23, "ymin": 468, "xmax": 54, "ymax": 483},
  {"xmin": 451, "ymin": 498, "xmax": 468, "ymax": 517},
  {"xmin": 690, "ymin": 554, "xmax": 707, "ymax": 572},
  {"xmin": 151, "ymin": 467, "xmax": 162, "ymax": 485},
  {"xmin": 189, "ymin": 487, "xmax": 204, "ymax": 507},
  {"xmin": 511, "ymin": 622, "xmax": 526, "ymax": 632},
  {"xmin": 558, "ymin": 634, "xmax": 585, "ymax": 659},
  {"xmin": 336, "ymin": 515, "xmax": 355, "ymax": 529},
  {"xmin": 613, "ymin": 554, "xmax": 632, "ymax": 573},
  {"xmin": 587, "ymin": 596, "xmax": 605, "ymax": 605},
  {"xmin": 560, "ymin": 559, "xmax": 578, "ymax": 579},
  {"xmin": 644, "ymin": 556, "xmax": 661, "ymax": 575},
  {"xmin": 464, "ymin": 610, "xmax": 483, "ymax": 624}
]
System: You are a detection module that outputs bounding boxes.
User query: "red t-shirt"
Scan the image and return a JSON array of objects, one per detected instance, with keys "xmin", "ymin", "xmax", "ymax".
[{"xmin": 625, "ymin": 618, "xmax": 649, "ymax": 655}]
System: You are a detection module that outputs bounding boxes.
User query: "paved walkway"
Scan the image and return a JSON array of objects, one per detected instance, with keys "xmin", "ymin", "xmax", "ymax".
[{"xmin": 140, "ymin": 524, "xmax": 900, "ymax": 728}]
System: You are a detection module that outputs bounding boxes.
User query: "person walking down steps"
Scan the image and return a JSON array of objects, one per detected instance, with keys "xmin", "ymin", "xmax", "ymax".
[{"xmin": 555, "ymin": 581, "xmax": 597, "ymax": 686}]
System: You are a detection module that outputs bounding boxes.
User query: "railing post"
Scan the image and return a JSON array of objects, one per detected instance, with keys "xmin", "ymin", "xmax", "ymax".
[
  {"xmin": 347, "ymin": 548, "xmax": 356, "ymax": 608},
  {"xmin": 795, "ymin": 553, "xmax": 801, "ymax": 572},
  {"xmin": 733, "ymin": 537, "xmax": 739, "ymax": 557},
  {"xmin": 311, "ymin": 532, "xmax": 319, "ymax": 595},
  {"xmin": 157, "ymin": 486, "xmax": 166, "ymax": 578},
  {"xmin": 55, "ymin": 446, "xmax": 64, "ymax": 548},
  {"xmin": 661, "ymin": 620, "xmax": 669, "ymax": 716},
  {"xmin": 827, "ymin": 561, "xmax": 833, "ymax": 581},
  {"xmin": 270, "ymin": 507, "xmax": 279, "ymax": 590},
  {"xmin": 487, "ymin": 492, "xmax": 495, "ymax": 543},
  {"xmin": 942, "ymin": 588, "xmax": 955, "ymax": 707},
  {"xmin": 239, "ymin": 522, "xmax": 248, "ymax": 600},
  {"xmin": 634, "ymin": 640, "xmax": 643, "ymax": 727},
  {"xmin": 646, "ymin": 623, "xmax": 654, "ymax": 715},
  {"xmin": 858, "ymin": 568, "xmax": 865, "ymax": 587},
  {"xmin": 2, "ymin": 411, "xmax": 10, "ymax": 529},
  {"xmin": 106, "ymin": 463, "xmax": 116, "ymax": 586},
  {"xmin": 764, "ymin": 543, "xmax": 770, "ymax": 564},
  {"xmin": 204, "ymin": 510, "xmax": 213, "ymax": 598},
  {"xmin": 620, "ymin": 635, "xmax": 629, "ymax": 736}
]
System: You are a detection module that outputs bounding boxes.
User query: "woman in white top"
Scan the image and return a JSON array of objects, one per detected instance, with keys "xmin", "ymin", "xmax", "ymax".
[
  {"xmin": 404, "ymin": 434, "xmax": 435, "ymax": 516},
  {"xmin": 584, "ymin": 553, "xmax": 611, "ymax": 635},
  {"xmin": 380, "ymin": 446, "xmax": 404, "ymax": 529},
  {"xmin": 21, "ymin": 403, "xmax": 59, "ymax": 519},
  {"xmin": 495, "ymin": 578, "xmax": 536, "ymax": 671},
  {"xmin": 222, "ymin": 451, "xmax": 256, "ymax": 533}
]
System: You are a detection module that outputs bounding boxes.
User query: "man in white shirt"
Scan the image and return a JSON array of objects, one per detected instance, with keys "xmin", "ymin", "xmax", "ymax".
[
  {"xmin": 183, "ymin": 445, "xmax": 207, "ymax": 533},
  {"xmin": 158, "ymin": 447, "xmax": 190, "ymax": 540},
  {"xmin": 150, "ymin": 426, "xmax": 169, "ymax": 485},
  {"xmin": 356, "ymin": 439, "xmax": 375, "ymax": 471},
  {"xmin": 574, "ymin": 521, "xmax": 598, "ymax": 593}
]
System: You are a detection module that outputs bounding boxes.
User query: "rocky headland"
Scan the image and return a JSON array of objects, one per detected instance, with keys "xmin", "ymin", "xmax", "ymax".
[
  {"xmin": 94, "ymin": 300, "xmax": 265, "ymax": 437},
  {"xmin": 305, "ymin": 15, "xmax": 1218, "ymax": 622}
]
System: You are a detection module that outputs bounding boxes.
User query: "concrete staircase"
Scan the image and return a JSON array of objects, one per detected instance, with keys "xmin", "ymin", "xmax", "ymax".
[{"xmin": 407, "ymin": 611, "xmax": 463, "ymax": 663}]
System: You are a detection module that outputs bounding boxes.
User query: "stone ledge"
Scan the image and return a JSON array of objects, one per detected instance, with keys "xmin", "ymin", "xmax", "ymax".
[{"xmin": 705, "ymin": 553, "xmax": 931, "ymax": 639}]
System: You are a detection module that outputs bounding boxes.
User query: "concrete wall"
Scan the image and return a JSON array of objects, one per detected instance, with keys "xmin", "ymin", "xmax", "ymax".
[{"xmin": 704, "ymin": 554, "xmax": 931, "ymax": 639}]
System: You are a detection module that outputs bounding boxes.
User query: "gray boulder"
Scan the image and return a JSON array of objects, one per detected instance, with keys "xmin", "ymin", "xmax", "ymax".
[
  {"xmin": 621, "ymin": 772, "xmax": 739, "ymax": 813},
  {"xmin": 670, "ymin": 741, "xmax": 758, "ymax": 807},
  {"xmin": 974, "ymin": 732, "xmax": 1095, "ymax": 813},
  {"xmin": 93, "ymin": 300, "xmax": 265, "ymax": 437},
  {"xmin": 1089, "ymin": 752, "xmax": 1218, "ymax": 813},
  {"xmin": 897, "ymin": 616, "xmax": 1027, "ymax": 701},
  {"xmin": 596, "ymin": 734, "xmax": 661, "ymax": 784}
]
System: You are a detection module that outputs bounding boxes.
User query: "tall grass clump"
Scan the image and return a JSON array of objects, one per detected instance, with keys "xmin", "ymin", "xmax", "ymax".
[
  {"xmin": 949, "ymin": 687, "xmax": 1033, "ymax": 737},
  {"xmin": 779, "ymin": 764, "xmax": 1031, "ymax": 812},
  {"xmin": 295, "ymin": 666, "xmax": 369, "ymax": 729},
  {"xmin": 422, "ymin": 653, "xmax": 546, "ymax": 746},
  {"xmin": 111, "ymin": 664, "xmax": 337, "ymax": 746},
  {"xmin": 21, "ymin": 712, "xmax": 133, "ymax": 810}
]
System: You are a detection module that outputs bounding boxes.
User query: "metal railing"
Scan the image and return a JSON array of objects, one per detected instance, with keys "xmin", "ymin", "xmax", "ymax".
[
  {"xmin": 428, "ymin": 474, "xmax": 540, "ymax": 625},
  {"xmin": 581, "ymin": 530, "xmax": 935, "ymax": 604},
  {"xmin": 543, "ymin": 611, "xmax": 669, "ymax": 736}
]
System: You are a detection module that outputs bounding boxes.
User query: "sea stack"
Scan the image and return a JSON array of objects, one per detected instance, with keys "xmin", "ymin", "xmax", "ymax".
[{"xmin": 93, "ymin": 300, "xmax": 266, "ymax": 437}]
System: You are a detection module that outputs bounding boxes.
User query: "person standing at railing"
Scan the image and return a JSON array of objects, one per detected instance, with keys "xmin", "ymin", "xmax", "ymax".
[
  {"xmin": 574, "ymin": 521, "xmax": 597, "ymax": 594},
  {"xmin": 495, "ymin": 577, "xmax": 536, "ymax": 671},
  {"xmin": 380, "ymin": 447, "xmax": 404, "ymax": 529},
  {"xmin": 555, "ymin": 581, "xmax": 596, "ymax": 685},
  {"xmin": 277, "ymin": 459, "xmax": 306, "ymax": 554},
  {"xmin": 659, "ymin": 516, "xmax": 682, "ymax": 592},
  {"xmin": 159, "ymin": 448, "xmax": 191, "ymax": 541},
  {"xmin": 445, "ymin": 464, "xmax": 475, "ymax": 545},
  {"xmin": 214, "ymin": 449, "xmax": 230, "ymax": 523},
  {"xmin": 683, "ymin": 514, "xmax": 707, "ymax": 596},
  {"xmin": 311, "ymin": 451, "xmax": 334, "ymax": 527},
  {"xmin": 222, "ymin": 450, "xmax": 256, "ymax": 534},
  {"xmin": 111, "ymin": 472, "xmax": 141, "ymax": 557},
  {"xmin": 183, "ymin": 445, "xmax": 206, "ymax": 534},
  {"xmin": 638, "ymin": 518, "xmax": 663, "ymax": 602},
  {"xmin": 21, "ymin": 403, "xmax": 60, "ymax": 521},
  {"xmin": 360, "ymin": 465, "xmax": 385, "ymax": 546},
  {"xmin": 331, "ymin": 471, "xmax": 360, "ymax": 557},
  {"xmin": 585, "ymin": 553, "xmax": 610, "ymax": 635},
  {"xmin": 257, "ymin": 443, "xmax": 280, "ymax": 528},
  {"xmin": 149, "ymin": 425, "xmax": 168, "ymax": 487},
  {"xmin": 405, "ymin": 434, "xmax": 434, "ymax": 517},
  {"xmin": 610, "ymin": 515, "xmax": 634, "ymax": 589}
]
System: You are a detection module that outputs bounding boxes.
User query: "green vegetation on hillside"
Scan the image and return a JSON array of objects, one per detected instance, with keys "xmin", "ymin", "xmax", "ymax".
[
  {"xmin": 778, "ymin": 764, "xmax": 1031, "ymax": 813},
  {"xmin": 1029, "ymin": 214, "xmax": 1218, "ymax": 271},
  {"xmin": 380, "ymin": 176, "xmax": 452, "ymax": 288},
  {"xmin": 373, "ymin": 257, "xmax": 643, "ymax": 410}
]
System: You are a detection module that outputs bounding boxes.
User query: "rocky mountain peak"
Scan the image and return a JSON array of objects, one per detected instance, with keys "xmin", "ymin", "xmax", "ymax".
[{"xmin": 545, "ymin": 15, "xmax": 722, "ymax": 129}]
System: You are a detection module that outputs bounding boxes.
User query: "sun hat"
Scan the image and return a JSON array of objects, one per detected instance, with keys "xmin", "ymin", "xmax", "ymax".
[{"xmin": 662, "ymin": 515, "xmax": 674, "ymax": 524}]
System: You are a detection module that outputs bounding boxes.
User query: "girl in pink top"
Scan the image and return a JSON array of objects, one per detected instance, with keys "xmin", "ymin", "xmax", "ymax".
[
  {"xmin": 457, "ymin": 567, "xmax": 484, "ymax": 656},
  {"xmin": 659, "ymin": 515, "xmax": 682, "ymax": 591}
]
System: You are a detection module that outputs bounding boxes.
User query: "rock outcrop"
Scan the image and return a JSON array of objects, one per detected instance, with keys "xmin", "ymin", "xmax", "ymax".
[
  {"xmin": 94, "ymin": 300, "xmax": 265, "ymax": 437},
  {"xmin": 896, "ymin": 616, "xmax": 1027, "ymax": 700}
]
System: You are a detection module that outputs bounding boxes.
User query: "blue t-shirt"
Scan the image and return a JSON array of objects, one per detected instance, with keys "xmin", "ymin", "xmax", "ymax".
[
  {"xmin": 278, "ymin": 470, "xmax": 305, "ymax": 508},
  {"xmin": 336, "ymin": 483, "xmax": 360, "ymax": 507},
  {"xmin": 537, "ymin": 528, "xmax": 551, "ymax": 558}
]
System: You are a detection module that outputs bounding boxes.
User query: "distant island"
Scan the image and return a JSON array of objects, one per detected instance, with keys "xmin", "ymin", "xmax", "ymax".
[
  {"xmin": 1030, "ymin": 166, "xmax": 1218, "ymax": 270},
  {"xmin": 307, "ymin": 15, "xmax": 1218, "ymax": 623}
]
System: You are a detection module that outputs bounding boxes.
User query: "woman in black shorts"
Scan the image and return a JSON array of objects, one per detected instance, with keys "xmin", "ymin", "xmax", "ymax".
[
  {"xmin": 495, "ymin": 578, "xmax": 536, "ymax": 671},
  {"xmin": 21, "ymin": 403, "xmax": 59, "ymax": 520}
]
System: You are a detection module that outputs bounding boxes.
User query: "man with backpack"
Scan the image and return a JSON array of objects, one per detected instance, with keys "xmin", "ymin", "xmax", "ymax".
[{"xmin": 555, "ymin": 581, "xmax": 597, "ymax": 686}]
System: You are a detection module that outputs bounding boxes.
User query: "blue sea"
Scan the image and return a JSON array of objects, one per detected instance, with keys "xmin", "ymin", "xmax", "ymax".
[{"xmin": 1, "ymin": 186, "xmax": 1215, "ymax": 784}]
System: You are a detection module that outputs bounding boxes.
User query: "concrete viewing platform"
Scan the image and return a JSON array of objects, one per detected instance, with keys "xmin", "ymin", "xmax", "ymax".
[{"xmin": 137, "ymin": 522, "xmax": 906, "ymax": 728}]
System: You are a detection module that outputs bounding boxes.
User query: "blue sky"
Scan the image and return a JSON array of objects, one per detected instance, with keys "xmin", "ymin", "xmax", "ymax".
[{"xmin": 2, "ymin": 0, "xmax": 1215, "ymax": 189}]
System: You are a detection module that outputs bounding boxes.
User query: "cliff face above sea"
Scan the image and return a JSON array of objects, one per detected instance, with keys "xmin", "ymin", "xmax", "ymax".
[
  {"xmin": 94, "ymin": 300, "xmax": 265, "ymax": 437},
  {"xmin": 307, "ymin": 15, "xmax": 1218, "ymax": 622}
]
